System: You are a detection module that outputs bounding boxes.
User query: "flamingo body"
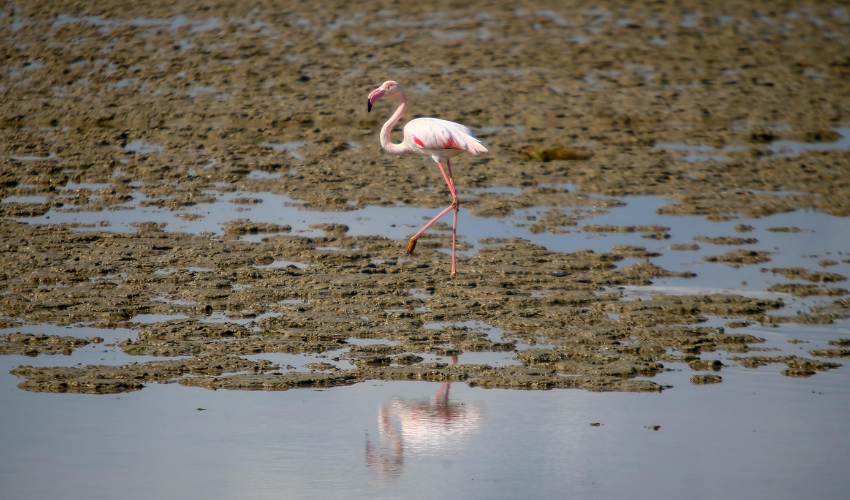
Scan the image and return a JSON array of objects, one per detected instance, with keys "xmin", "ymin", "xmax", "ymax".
[
  {"xmin": 402, "ymin": 117, "xmax": 488, "ymax": 162},
  {"xmin": 367, "ymin": 80, "xmax": 487, "ymax": 276}
]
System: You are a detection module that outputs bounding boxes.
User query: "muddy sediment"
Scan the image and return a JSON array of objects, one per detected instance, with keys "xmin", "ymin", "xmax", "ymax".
[
  {"xmin": 694, "ymin": 236, "xmax": 758, "ymax": 246},
  {"xmin": 0, "ymin": 333, "xmax": 102, "ymax": 356},
  {"xmin": 765, "ymin": 283, "xmax": 848, "ymax": 297},
  {"xmin": 2, "ymin": 0, "xmax": 850, "ymax": 393},
  {"xmin": 703, "ymin": 250, "xmax": 772, "ymax": 267},
  {"xmin": 690, "ymin": 374, "xmax": 722, "ymax": 385},
  {"xmin": 767, "ymin": 268, "xmax": 847, "ymax": 283},
  {"xmin": 729, "ymin": 355, "xmax": 842, "ymax": 377},
  {"xmin": 11, "ymin": 355, "xmax": 277, "ymax": 394},
  {"xmin": 6, "ymin": 218, "xmax": 844, "ymax": 393}
]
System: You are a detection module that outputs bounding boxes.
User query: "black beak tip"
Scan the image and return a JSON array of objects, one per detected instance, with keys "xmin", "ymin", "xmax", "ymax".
[{"xmin": 367, "ymin": 99, "xmax": 372, "ymax": 113}]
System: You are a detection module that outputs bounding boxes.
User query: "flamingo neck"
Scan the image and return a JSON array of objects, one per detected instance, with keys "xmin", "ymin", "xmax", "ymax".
[{"xmin": 380, "ymin": 92, "xmax": 409, "ymax": 155}]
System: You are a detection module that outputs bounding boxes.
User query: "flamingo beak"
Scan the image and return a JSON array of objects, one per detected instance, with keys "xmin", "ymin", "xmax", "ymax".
[{"xmin": 367, "ymin": 87, "xmax": 385, "ymax": 113}]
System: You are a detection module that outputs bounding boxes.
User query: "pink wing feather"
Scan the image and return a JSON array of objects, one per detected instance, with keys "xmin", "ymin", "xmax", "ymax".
[{"xmin": 404, "ymin": 118, "xmax": 488, "ymax": 155}]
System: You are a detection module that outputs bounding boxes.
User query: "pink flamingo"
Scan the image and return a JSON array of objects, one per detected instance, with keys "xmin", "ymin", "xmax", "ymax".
[{"xmin": 367, "ymin": 80, "xmax": 488, "ymax": 276}]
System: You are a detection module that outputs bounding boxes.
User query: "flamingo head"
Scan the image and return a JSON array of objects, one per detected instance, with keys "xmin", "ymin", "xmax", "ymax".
[{"xmin": 367, "ymin": 80, "xmax": 402, "ymax": 112}]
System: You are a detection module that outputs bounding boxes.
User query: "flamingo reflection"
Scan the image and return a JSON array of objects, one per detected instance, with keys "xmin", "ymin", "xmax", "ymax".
[{"xmin": 366, "ymin": 356, "xmax": 483, "ymax": 478}]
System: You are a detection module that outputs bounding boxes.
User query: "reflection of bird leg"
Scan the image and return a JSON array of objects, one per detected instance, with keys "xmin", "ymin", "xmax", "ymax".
[
  {"xmin": 436, "ymin": 381, "xmax": 451, "ymax": 404},
  {"xmin": 366, "ymin": 402, "xmax": 404, "ymax": 478},
  {"xmin": 435, "ymin": 354, "xmax": 458, "ymax": 403},
  {"xmin": 380, "ymin": 402, "xmax": 403, "ymax": 458}
]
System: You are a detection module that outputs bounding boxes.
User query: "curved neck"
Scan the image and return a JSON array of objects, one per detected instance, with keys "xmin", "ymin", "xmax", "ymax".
[{"xmin": 380, "ymin": 91, "xmax": 409, "ymax": 155}]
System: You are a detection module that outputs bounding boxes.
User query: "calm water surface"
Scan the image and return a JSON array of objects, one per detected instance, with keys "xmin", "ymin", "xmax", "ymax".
[{"xmin": 1, "ymin": 340, "xmax": 849, "ymax": 500}]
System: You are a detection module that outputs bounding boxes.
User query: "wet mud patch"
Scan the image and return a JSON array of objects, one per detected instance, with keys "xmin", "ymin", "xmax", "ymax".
[
  {"xmin": 690, "ymin": 374, "xmax": 722, "ymax": 385},
  {"xmin": 765, "ymin": 283, "xmax": 848, "ymax": 297},
  {"xmin": 808, "ymin": 348, "xmax": 850, "ymax": 359},
  {"xmin": 0, "ymin": 333, "xmax": 102, "ymax": 356},
  {"xmin": 11, "ymin": 355, "xmax": 277, "ymax": 394},
  {"xmin": 4, "ymin": 210, "xmax": 850, "ymax": 394},
  {"xmin": 767, "ymin": 267, "xmax": 847, "ymax": 283},
  {"xmin": 582, "ymin": 224, "xmax": 669, "ymax": 235},
  {"xmin": 694, "ymin": 236, "xmax": 758, "ymax": 246},
  {"xmin": 730, "ymin": 355, "xmax": 843, "ymax": 377},
  {"xmin": 703, "ymin": 249, "xmax": 772, "ymax": 267},
  {"xmin": 180, "ymin": 363, "xmax": 665, "ymax": 392},
  {"xmin": 670, "ymin": 243, "xmax": 700, "ymax": 251},
  {"xmin": 0, "ymin": 218, "xmax": 812, "ymax": 394}
]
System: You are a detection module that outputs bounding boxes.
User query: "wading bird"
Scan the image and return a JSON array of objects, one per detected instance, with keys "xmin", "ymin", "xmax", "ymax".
[{"xmin": 367, "ymin": 80, "xmax": 488, "ymax": 276}]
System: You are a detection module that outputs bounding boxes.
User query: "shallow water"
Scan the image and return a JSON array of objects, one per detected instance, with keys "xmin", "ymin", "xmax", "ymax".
[
  {"xmin": 0, "ymin": 323, "xmax": 164, "ymax": 366},
  {"xmin": 1, "ymin": 362, "xmax": 848, "ymax": 500},
  {"xmin": 16, "ymin": 186, "xmax": 850, "ymax": 287},
  {"xmin": 655, "ymin": 126, "xmax": 850, "ymax": 162}
]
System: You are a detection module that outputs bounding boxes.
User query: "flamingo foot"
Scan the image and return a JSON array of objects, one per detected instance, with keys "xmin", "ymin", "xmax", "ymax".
[{"xmin": 407, "ymin": 237, "xmax": 418, "ymax": 255}]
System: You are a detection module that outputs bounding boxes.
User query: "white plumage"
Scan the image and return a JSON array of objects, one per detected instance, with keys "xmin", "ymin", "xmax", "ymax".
[
  {"xmin": 403, "ymin": 117, "xmax": 488, "ymax": 161},
  {"xmin": 366, "ymin": 80, "xmax": 488, "ymax": 276}
]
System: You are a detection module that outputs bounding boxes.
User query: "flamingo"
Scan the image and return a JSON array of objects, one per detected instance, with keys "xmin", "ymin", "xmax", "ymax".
[{"xmin": 367, "ymin": 80, "xmax": 488, "ymax": 276}]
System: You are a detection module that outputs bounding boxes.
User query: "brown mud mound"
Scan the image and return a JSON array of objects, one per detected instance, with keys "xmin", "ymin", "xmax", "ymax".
[
  {"xmin": 694, "ymin": 236, "xmax": 758, "ymax": 246},
  {"xmin": 180, "ymin": 365, "xmax": 665, "ymax": 393},
  {"xmin": 690, "ymin": 374, "xmax": 722, "ymax": 385},
  {"xmin": 11, "ymin": 355, "xmax": 277, "ymax": 394},
  {"xmin": 768, "ymin": 268, "xmax": 847, "ymax": 283},
  {"xmin": 0, "ymin": 333, "xmax": 102, "ymax": 356},
  {"xmin": 766, "ymin": 283, "xmax": 848, "ymax": 297},
  {"xmin": 730, "ymin": 355, "xmax": 842, "ymax": 377},
  {"xmin": 703, "ymin": 250, "xmax": 772, "ymax": 267}
]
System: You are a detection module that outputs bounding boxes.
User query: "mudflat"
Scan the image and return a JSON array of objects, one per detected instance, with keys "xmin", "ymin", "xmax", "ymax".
[{"xmin": 2, "ymin": 0, "xmax": 849, "ymax": 394}]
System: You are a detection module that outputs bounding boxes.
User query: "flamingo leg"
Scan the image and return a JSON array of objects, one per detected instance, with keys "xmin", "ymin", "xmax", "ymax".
[
  {"xmin": 407, "ymin": 160, "xmax": 460, "ymax": 276},
  {"xmin": 447, "ymin": 159, "xmax": 458, "ymax": 276},
  {"xmin": 436, "ymin": 159, "xmax": 457, "ymax": 198},
  {"xmin": 407, "ymin": 204, "xmax": 454, "ymax": 253},
  {"xmin": 445, "ymin": 159, "xmax": 456, "ymax": 193}
]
